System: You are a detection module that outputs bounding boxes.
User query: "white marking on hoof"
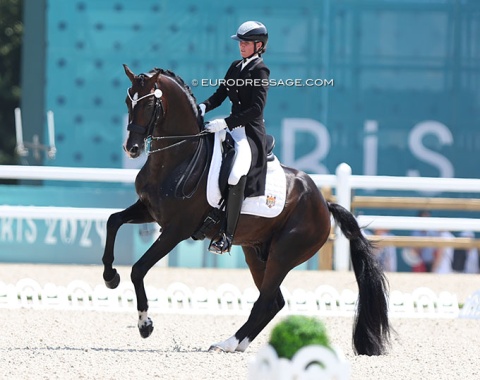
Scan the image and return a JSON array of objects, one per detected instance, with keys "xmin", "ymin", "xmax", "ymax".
[
  {"xmin": 138, "ymin": 311, "xmax": 151, "ymax": 329},
  {"xmin": 208, "ymin": 345, "xmax": 225, "ymax": 353},
  {"xmin": 235, "ymin": 338, "xmax": 251, "ymax": 352},
  {"xmin": 209, "ymin": 336, "xmax": 239, "ymax": 353}
]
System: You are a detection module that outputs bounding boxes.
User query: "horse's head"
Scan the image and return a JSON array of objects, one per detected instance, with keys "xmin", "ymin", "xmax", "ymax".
[
  {"xmin": 123, "ymin": 64, "xmax": 165, "ymax": 158},
  {"xmin": 123, "ymin": 64, "xmax": 201, "ymax": 159}
]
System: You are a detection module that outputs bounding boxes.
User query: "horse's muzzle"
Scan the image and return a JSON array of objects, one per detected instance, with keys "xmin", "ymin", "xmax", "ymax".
[{"xmin": 124, "ymin": 143, "xmax": 140, "ymax": 158}]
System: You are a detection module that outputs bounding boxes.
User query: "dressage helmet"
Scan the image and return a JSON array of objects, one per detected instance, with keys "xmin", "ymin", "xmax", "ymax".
[{"xmin": 231, "ymin": 21, "xmax": 268, "ymax": 54}]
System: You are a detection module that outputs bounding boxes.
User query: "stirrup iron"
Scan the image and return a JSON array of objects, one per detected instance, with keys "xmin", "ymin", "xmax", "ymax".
[{"xmin": 208, "ymin": 233, "xmax": 233, "ymax": 255}]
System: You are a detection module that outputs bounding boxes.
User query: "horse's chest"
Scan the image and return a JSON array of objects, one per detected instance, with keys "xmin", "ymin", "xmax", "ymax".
[
  {"xmin": 137, "ymin": 182, "xmax": 176, "ymax": 209},
  {"xmin": 135, "ymin": 166, "xmax": 193, "ymax": 221},
  {"xmin": 135, "ymin": 175, "xmax": 156, "ymax": 203}
]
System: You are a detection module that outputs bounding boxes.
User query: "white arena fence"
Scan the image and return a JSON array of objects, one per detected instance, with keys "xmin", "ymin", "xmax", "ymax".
[
  {"xmin": 2, "ymin": 164, "xmax": 480, "ymax": 319},
  {"xmin": 0, "ymin": 166, "xmax": 133, "ymax": 220},
  {"xmin": 0, "ymin": 278, "xmax": 469, "ymax": 319},
  {"xmin": 3, "ymin": 163, "xmax": 480, "ymax": 270}
]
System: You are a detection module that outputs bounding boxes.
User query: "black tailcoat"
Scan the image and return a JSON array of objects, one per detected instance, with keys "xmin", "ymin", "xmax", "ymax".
[{"xmin": 203, "ymin": 58, "xmax": 270, "ymax": 197}]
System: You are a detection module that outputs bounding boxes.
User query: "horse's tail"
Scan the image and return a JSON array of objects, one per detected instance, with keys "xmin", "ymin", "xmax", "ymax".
[{"xmin": 328, "ymin": 202, "xmax": 391, "ymax": 356}]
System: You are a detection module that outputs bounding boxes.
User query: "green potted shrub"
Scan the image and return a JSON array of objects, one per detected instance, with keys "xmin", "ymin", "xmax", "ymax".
[{"xmin": 269, "ymin": 315, "xmax": 332, "ymax": 360}]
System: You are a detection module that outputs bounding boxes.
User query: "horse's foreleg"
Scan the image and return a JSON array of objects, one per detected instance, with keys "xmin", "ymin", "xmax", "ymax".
[
  {"xmin": 102, "ymin": 200, "xmax": 153, "ymax": 288},
  {"xmin": 130, "ymin": 228, "xmax": 183, "ymax": 339}
]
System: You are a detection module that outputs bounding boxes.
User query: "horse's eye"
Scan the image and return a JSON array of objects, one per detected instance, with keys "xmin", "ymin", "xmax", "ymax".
[{"xmin": 142, "ymin": 106, "xmax": 153, "ymax": 120}]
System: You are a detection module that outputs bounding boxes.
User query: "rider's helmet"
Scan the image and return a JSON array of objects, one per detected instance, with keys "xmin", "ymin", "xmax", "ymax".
[{"xmin": 231, "ymin": 21, "xmax": 268, "ymax": 55}]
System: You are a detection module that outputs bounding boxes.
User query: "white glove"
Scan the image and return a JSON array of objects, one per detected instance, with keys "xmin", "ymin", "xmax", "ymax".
[
  {"xmin": 205, "ymin": 118, "xmax": 228, "ymax": 133},
  {"xmin": 199, "ymin": 103, "xmax": 206, "ymax": 117}
]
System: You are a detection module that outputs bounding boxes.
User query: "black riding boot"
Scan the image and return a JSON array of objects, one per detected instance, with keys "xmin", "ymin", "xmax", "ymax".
[{"xmin": 209, "ymin": 176, "xmax": 247, "ymax": 255}]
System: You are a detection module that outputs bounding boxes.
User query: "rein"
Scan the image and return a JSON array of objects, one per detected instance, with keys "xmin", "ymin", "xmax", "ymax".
[{"xmin": 145, "ymin": 130, "xmax": 209, "ymax": 155}]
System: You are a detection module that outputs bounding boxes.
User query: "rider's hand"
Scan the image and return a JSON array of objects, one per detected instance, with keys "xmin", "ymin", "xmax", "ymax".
[
  {"xmin": 199, "ymin": 103, "xmax": 206, "ymax": 117},
  {"xmin": 205, "ymin": 119, "xmax": 227, "ymax": 133}
]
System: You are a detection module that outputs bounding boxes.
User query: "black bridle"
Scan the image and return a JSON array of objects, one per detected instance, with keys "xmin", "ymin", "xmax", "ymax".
[
  {"xmin": 126, "ymin": 83, "xmax": 165, "ymax": 138},
  {"xmin": 126, "ymin": 83, "xmax": 208, "ymax": 155}
]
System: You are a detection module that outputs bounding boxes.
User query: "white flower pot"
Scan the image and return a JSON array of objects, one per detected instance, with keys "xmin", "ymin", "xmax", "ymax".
[{"xmin": 248, "ymin": 344, "xmax": 350, "ymax": 380}]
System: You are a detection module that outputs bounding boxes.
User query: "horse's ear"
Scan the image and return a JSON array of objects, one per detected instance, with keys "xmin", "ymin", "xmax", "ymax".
[
  {"xmin": 145, "ymin": 69, "xmax": 163, "ymax": 89},
  {"xmin": 123, "ymin": 64, "xmax": 135, "ymax": 82},
  {"xmin": 152, "ymin": 69, "xmax": 162, "ymax": 82}
]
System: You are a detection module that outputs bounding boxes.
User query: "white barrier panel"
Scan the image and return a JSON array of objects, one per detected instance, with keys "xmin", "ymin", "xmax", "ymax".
[
  {"xmin": 0, "ymin": 279, "xmax": 460, "ymax": 318},
  {"xmin": 459, "ymin": 290, "xmax": 480, "ymax": 319},
  {"xmin": 0, "ymin": 165, "xmax": 138, "ymax": 183},
  {"xmin": 3, "ymin": 164, "xmax": 480, "ymax": 192},
  {"xmin": 0, "ymin": 205, "xmax": 121, "ymax": 221},
  {"xmin": 311, "ymin": 173, "xmax": 480, "ymax": 193},
  {"xmin": 357, "ymin": 215, "xmax": 480, "ymax": 232}
]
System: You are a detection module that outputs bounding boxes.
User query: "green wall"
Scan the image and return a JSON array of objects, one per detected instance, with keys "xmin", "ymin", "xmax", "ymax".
[
  {"xmin": 41, "ymin": 0, "xmax": 480, "ymax": 178},
  {"xmin": 5, "ymin": 0, "xmax": 479, "ymax": 268}
]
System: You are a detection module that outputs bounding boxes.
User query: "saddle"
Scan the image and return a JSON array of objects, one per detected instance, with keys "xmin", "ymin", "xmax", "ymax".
[
  {"xmin": 218, "ymin": 133, "xmax": 276, "ymax": 200},
  {"xmin": 191, "ymin": 132, "xmax": 286, "ymax": 241}
]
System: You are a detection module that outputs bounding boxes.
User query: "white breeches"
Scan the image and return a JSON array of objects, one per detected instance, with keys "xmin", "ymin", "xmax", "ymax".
[{"xmin": 227, "ymin": 127, "xmax": 251, "ymax": 185}]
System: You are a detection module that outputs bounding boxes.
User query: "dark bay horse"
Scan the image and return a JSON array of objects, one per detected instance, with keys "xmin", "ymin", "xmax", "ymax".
[{"xmin": 102, "ymin": 64, "xmax": 391, "ymax": 355}]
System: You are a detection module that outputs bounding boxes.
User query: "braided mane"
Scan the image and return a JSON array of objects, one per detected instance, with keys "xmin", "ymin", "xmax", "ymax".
[
  {"xmin": 135, "ymin": 67, "xmax": 201, "ymax": 122},
  {"xmin": 154, "ymin": 68, "xmax": 198, "ymax": 105}
]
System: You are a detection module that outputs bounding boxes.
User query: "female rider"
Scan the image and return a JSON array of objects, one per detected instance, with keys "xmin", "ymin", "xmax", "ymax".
[{"xmin": 200, "ymin": 21, "xmax": 270, "ymax": 254}]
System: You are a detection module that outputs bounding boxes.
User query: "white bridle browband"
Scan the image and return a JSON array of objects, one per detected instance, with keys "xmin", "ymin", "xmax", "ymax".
[{"xmin": 127, "ymin": 88, "xmax": 163, "ymax": 110}]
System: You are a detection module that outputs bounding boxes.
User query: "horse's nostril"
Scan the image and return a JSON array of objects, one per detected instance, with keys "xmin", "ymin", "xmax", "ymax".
[{"xmin": 130, "ymin": 145, "xmax": 139, "ymax": 155}]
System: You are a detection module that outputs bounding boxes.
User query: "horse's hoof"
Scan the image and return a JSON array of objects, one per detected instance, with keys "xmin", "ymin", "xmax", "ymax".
[
  {"xmin": 104, "ymin": 270, "xmax": 120, "ymax": 289},
  {"xmin": 139, "ymin": 323, "xmax": 154, "ymax": 339},
  {"xmin": 208, "ymin": 345, "xmax": 226, "ymax": 353}
]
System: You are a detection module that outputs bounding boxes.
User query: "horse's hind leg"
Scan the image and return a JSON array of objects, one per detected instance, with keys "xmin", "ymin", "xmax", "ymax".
[
  {"xmin": 235, "ymin": 290, "xmax": 285, "ymax": 352},
  {"xmin": 236, "ymin": 247, "xmax": 286, "ymax": 351},
  {"xmin": 210, "ymin": 208, "xmax": 326, "ymax": 353},
  {"xmin": 102, "ymin": 200, "xmax": 153, "ymax": 288},
  {"xmin": 209, "ymin": 246, "xmax": 289, "ymax": 353}
]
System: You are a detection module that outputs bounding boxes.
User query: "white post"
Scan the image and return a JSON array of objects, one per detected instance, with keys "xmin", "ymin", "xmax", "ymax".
[
  {"xmin": 47, "ymin": 110, "xmax": 57, "ymax": 158},
  {"xmin": 14, "ymin": 107, "xmax": 27, "ymax": 156},
  {"xmin": 334, "ymin": 163, "xmax": 352, "ymax": 271},
  {"xmin": 47, "ymin": 111, "xmax": 55, "ymax": 147}
]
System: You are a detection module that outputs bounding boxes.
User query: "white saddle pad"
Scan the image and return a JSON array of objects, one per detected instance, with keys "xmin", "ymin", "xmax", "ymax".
[{"xmin": 206, "ymin": 130, "xmax": 286, "ymax": 218}]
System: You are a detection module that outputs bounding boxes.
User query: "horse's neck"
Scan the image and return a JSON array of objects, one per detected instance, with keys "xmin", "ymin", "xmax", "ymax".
[
  {"xmin": 140, "ymin": 119, "xmax": 202, "ymax": 184},
  {"xmin": 138, "ymin": 86, "xmax": 203, "ymax": 187},
  {"xmin": 146, "ymin": 139, "xmax": 197, "ymax": 171}
]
